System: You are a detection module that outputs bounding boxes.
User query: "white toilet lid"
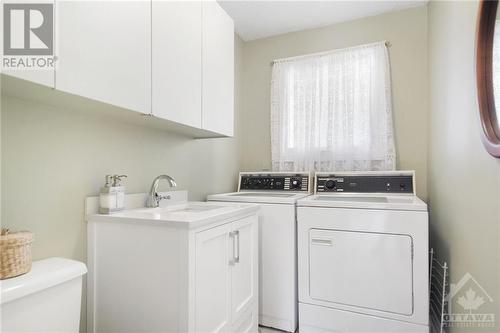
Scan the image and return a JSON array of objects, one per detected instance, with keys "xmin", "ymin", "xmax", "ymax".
[{"xmin": 0, "ymin": 257, "xmax": 87, "ymax": 304}]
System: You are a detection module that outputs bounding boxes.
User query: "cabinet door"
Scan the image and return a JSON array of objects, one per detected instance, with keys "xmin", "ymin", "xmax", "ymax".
[
  {"xmin": 202, "ymin": 1, "xmax": 234, "ymax": 136},
  {"xmin": 56, "ymin": 1, "xmax": 151, "ymax": 113},
  {"xmin": 152, "ymin": 1, "xmax": 202, "ymax": 127},
  {"xmin": 195, "ymin": 223, "xmax": 232, "ymax": 333},
  {"xmin": 230, "ymin": 216, "xmax": 257, "ymax": 324}
]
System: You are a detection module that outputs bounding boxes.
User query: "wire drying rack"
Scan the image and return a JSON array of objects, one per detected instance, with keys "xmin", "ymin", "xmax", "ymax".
[{"xmin": 429, "ymin": 248, "xmax": 449, "ymax": 333}]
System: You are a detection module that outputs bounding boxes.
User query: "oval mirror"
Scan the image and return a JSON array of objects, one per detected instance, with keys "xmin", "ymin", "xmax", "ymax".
[{"xmin": 477, "ymin": 0, "xmax": 500, "ymax": 157}]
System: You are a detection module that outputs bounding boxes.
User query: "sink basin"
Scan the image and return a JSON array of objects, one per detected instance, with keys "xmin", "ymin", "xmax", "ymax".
[
  {"xmin": 181, "ymin": 205, "xmax": 224, "ymax": 212},
  {"xmin": 120, "ymin": 203, "xmax": 229, "ymax": 221},
  {"xmin": 135, "ymin": 203, "xmax": 225, "ymax": 214},
  {"xmin": 88, "ymin": 200, "xmax": 259, "ymax": 229}
]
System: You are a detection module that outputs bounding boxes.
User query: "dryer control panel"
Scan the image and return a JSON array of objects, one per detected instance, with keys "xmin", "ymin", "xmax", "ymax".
[
  {"xmin": 239, "ymin": 173, "xmax": 310, "ymax": 192},
  {"xmin": 316, "ymin": 172, "xmax": 414, "ymax": 194}
]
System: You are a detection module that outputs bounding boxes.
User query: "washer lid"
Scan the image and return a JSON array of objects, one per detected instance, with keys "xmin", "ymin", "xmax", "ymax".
[
  {"xmin": 207, "ymin": 191, "xmax": 311, "ymax": 204},
  {"xmin": 297, "ymin": 194, "xmax": 427, "ymax": 211}
]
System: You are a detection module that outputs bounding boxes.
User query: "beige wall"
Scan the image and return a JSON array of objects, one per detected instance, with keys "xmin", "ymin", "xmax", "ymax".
[
  {"xmin": 1, "ymin": 35, "xmax": 244, "ymax": 331},
  {"xmin": 241, "ymin": 6, "xmax": 429, "ymax": 199},
  {"xmin": 428, "ymin": 1, "xmax": 500, "ymax": 331}
]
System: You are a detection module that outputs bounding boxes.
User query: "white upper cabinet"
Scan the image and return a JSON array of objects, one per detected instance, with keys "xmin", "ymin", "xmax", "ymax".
[
  {"xmin": 202, "ymin": 1, "xmax": 235, "ymax": 137},
  {"xmin": 152, "ymin": 1, "xmax": 202, "ymax": 128},
  {"xmin": 6, "ymin": 1, "xmax": 235, "ymax": 137},
  {"xmin": 55, "ymin": 1, "xmax": 151, "ymax": 114}
]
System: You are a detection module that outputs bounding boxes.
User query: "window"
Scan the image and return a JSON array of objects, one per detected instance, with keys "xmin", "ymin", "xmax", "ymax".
[{"xmin": 271, "ymin": 41, "xmax": 396, "ymax": 172}]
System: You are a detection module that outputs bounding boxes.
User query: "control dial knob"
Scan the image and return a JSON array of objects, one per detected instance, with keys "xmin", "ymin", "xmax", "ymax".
[
  {"xmin": 290, "ymin": 178, "xmax": 302, "ymax": 189},
  {"xmin": 247, "ymin": 179, "xmax": 257, "ymax": 188},
  {"xmin": 324, "ymin": 179, "xmax": 336, "ymax": 190}
]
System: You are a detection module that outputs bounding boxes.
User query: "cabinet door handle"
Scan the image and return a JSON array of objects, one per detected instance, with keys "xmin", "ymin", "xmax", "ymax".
[
  {"xmin": 234, "ymin": 230, "xmax": 240, "ymax": 264},
  {"xmin": 311, "ymin": 237, "xmax": 333, "ymax": 246},
  {"xmin": 229, "ymin": 231, "xmax": 238, "ymax": 265}
]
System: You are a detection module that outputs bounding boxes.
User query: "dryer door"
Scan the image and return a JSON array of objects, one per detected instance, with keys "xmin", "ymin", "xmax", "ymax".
[{"xmin": 309, "ymin": 229, "xmax": 413, "ymax": 315}]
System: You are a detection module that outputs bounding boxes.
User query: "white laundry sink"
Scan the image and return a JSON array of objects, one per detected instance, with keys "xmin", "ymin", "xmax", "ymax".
[
  {"xmin": 88, "ymin": 200, "xmax": 258, "ymax": 229},
  {"xmin": 134, "ymin": 203, "xmax": 226, "ymax": 214}
]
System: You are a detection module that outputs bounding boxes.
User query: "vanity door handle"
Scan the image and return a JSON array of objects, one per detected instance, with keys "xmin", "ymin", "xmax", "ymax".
[
  {"xmin": 234, "ymin": 230, "xmax": 240, "ymax": 264},
  {"xmin": 229, "ymin": 231, "xmax": 239, "ymax": 265},
  {"xmin": 311, "ymin": 237, "xmax": 333, "ymax": 246}
]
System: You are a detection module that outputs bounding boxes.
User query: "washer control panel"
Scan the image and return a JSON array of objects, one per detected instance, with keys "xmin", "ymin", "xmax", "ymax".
[
  {"xmin": 316, "ymin": 173, "xmax": 414, "ymax": 194},
  {"xmin": 239, "ymin": 173, "xmax": 310, "ymax": 192}
]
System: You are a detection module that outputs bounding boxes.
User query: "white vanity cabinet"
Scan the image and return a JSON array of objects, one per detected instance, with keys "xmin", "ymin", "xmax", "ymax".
[
  {"xmin": 195, "ymin": 217, "xmax": 257, "ymax": 333},
  {"xmin": 55, "ymin": 1, "xmax": 151, "ymax": 114},
  {"xmin": 194, "ymin": 223, "xmax": 233, "ymax": 332},
  {"xmin": 87, "ymin": 202, "xmax": 258, "ymax": 333}
]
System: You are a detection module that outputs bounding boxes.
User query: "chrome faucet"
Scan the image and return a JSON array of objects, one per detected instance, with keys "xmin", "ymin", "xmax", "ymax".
[{"xmin": 146, "ymin": 175, "xmax": 177, "ymax": 208}]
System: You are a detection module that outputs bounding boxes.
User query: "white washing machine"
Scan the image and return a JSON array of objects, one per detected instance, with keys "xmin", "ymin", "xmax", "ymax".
[
  {"xmin": 207, "ymin": 172, "xmax": 312, "ymax": 333},
  {"xmin": 297, "ymin": 171, "xmax": 429, "ymax": 333}
]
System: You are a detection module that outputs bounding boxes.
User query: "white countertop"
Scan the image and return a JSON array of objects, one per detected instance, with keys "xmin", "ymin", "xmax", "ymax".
[{"xmin": 87, "ymin": 201, "xmax": 259, "ymax": 229}]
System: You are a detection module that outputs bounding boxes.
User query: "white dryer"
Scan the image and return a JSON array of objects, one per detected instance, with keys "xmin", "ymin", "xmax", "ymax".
[
  {"xmin": 208, "ymin": 172, "xmax": 312, "ymax": 333},
  {"xmin": 297, "ymin": 171, "xmax": 429, "ymax": 333}
]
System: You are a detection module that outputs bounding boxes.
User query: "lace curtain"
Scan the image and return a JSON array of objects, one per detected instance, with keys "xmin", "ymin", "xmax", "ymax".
[{"xmin": 271, "ymin": 41, "xmax": 396, "ymax": 172}]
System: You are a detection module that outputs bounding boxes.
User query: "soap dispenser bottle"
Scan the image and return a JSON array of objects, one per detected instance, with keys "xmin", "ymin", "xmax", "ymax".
[
  {"xmin": 112, "ymin": 175, "xmax": 127, "ymax": 212},
  {"xmin": 99, "ymin": 174, "xmax": 127, "ymax": 214},
  {"xmin": 99, "ymin": 175, "xmax": 116, "ymax": 214}
]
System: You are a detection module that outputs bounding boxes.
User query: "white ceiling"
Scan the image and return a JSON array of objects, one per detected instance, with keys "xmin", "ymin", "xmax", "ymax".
[{"xmin": 218, "ymin": 1, "xmax": 428, "ymax": 41}]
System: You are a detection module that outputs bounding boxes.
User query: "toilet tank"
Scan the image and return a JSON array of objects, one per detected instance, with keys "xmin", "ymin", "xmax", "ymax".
[{"xmin": 0, "ymin": 257, "xmax": 87, "ymax": 333}]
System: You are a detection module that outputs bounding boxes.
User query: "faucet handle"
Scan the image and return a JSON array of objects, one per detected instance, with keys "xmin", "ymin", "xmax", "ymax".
[
  {"xmin": 157, "ymin": 193, "xmax": 172, "ymax": 201},
  {"xmin": 146, "ymin": 175, "xmax": 177, "ymax": 208}
]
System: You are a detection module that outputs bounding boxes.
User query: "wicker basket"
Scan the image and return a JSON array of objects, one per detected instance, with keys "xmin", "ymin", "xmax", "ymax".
[{"xmin": 0, "ymin": 229, "xmax": 34, "ymax": 280}]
